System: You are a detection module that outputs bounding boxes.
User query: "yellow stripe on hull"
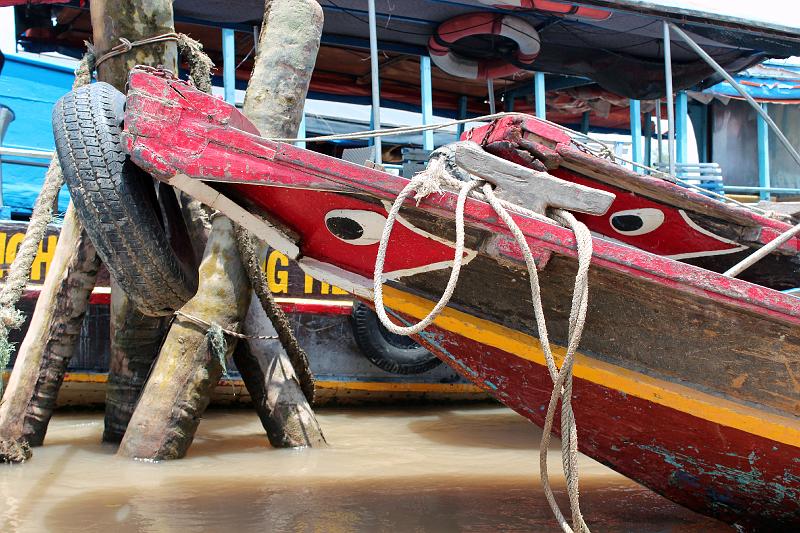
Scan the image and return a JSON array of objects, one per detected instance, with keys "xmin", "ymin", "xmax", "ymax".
[{"xmin": 381, "ymin": 285, "xmax": 800, "ymax": 448}]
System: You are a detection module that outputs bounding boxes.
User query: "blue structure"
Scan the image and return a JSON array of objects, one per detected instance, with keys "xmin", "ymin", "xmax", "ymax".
[{"xmin": 0, "ymin": 54, "xmax": 72, "ymax": 218}]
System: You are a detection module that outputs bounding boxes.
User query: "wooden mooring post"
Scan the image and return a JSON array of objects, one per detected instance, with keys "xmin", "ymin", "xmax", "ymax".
[
  {"xmin": 90, "ymin": 0, "xmax": 179, "ymax": 443},
  {"xmin": 236, "ymin": 0, "xmax": 326, "ymax": 448},
  {"xmin": 117, "ymin": 0, "xmax": 325, "ymax": 459}
]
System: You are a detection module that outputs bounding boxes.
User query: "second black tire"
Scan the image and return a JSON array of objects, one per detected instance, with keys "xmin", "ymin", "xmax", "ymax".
[
  {"xmin": 350, "ymin": 302, "xmax": 442, "ymax": 375},
  {"xmin": 53, "ymin": 82, "xmax": 197, "ymax": 316}
]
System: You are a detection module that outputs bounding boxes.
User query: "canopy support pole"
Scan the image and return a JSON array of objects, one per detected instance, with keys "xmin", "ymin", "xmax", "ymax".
[
  {"xmin": 534, "ymin": 71, "xmax": 546, "ymax": 119},
  {"xmin": 669, "ymin": 22, "xmax": 800, "ymax": 171},
  {"xmin": 758, "ymin": 102, "xmax": 771, "ymax": 201},
  {"xmin": 367, "ymin": 0, "xmax": 382, "ymax": 164},
  {"xmin": 420, "ymin": 55, "xmax": 434, "ymax": 151},
  {"xmin": 655, "ymin": 98, "xmax": 663, "ymax": 167},
  {"xmin": 222, "ymin": 28, "xmax": 236, "ymax": 104},
  {"xmin": 487, "ymin": 79, "xmax": 496, "ymax": 114},
  {"xmin": 663, "ymin": 22, "xmax": 676, "ymax": 176},
  {"xmin": 676, "ymin": 91, "xmax": 688, "ymax": 165},
  {"xmin": 629, "ymin": 99, "xmax": 642, "ymax": 173},
  {"xmin": 643, "ymin": 112, "xmax": 653, "ymax": 168},
  {"xmin": 580, "ymin": 111, "xmax": 589, "ymax": 135},
  {"xmin": 456, "ymin": 95, "xmax": 468, "ymax": 139}
]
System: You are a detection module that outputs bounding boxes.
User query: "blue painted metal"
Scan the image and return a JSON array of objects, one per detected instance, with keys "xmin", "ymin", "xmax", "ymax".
[
  {"xmin": 534, "ymin": 72, "xmax": 546, "ymax": 119},
  {"xmin": 0, "ymin": 54, "xmax": 72, "ymax": 216},
  {"xmin": 629, "ymin": 99, "xmax": 643, "ymax": 173},
  {"xmin": 757, "ymin": 102, "xmax": 771, "ymax": 201},
  {"xmin": 222, "ymin": 28, "xmax": 236, "ymax": 105},
  {"xmin": 420, "ymin": 56, "xmax": 434, "ymax": 151},
  {"xmin": 676, "ymin": 91, "xmax": 688, "ymax": 166},
  {"xmin": 456, "ymin": 95, "xmax": 468, "ymax": 139},
  {"xmin": 724, "ymin": 186, "xmax": 800, "ymax": 194},
  {"xmin": 296, "ymin": 111, "xmax": 307, "ymax": 149}
]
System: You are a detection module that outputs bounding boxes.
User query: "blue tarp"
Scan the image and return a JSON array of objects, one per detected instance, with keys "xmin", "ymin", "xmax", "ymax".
[{"xmin": 705, "ymin": 61, "xmax": 800, "ymax": 102}]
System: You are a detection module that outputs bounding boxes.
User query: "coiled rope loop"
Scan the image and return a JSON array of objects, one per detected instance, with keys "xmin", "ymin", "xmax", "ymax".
[{"xmin": 373, "ymin": 161, "xmax": 593, "ymax": 533}]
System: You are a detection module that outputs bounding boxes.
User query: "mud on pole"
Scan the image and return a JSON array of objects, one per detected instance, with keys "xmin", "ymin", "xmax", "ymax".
[
  {"xmin": 90, "ymin": 0, "xmax": 177, "ymax": 443},
  {"xmin": 117, "ymin": 216, "xmax": 249, "ymax": 460},
  {"xmin": 237, "ymin": 0, "xmax": 325, "ymax": 447}
]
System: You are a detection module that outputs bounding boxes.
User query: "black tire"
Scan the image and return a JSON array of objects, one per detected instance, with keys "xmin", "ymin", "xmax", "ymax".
[
  {"xmin": 53, "ymin": 82, "xmax": 197, "ymax": 316},
  {"xmin": 350, "ymin": 302, "xmax": 442, "ymax": 375}
]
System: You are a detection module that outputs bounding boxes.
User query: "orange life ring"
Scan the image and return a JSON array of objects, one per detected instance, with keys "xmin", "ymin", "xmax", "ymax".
[
  {"xmin": 428, "ymin": 13, "xmax": 541, "ymax": 80},
  {"xmin": 478, "ymin": 1, "xmax": 612, "ymax": 21}
]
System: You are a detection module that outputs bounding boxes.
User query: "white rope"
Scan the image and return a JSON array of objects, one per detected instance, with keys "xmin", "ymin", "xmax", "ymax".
[
  {"xmin": 372, "ymin": 157, "xmax": 480, "ymax": 336},
  {"xmin": 372, "ymin": 161, "xmax": 593, "ymax": 532},
  {"xmin": 482, "ymin": 186, "xmax": 592, "ymax": 533}
]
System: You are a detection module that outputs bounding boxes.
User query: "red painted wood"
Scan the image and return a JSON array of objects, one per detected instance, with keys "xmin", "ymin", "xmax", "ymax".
[{"xmin": 123, "ymin": 69, "xmax": 800, "ymax": 325}]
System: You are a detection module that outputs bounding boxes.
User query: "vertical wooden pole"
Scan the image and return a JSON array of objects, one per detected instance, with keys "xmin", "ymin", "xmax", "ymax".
[
  {"xmin": 90, "ymin": 0, "xmax": 178, "ymax": 443},
  {"xmin": 0, "ymin": 206, "xmax": 100, "ymax": 458},
  {"xmin": 118, "ymin": 216, "xmax": 248, "ymax": 460},
  {"xmin": 238, "ymin": 0, "xmax": 325, "ymax": 448}
]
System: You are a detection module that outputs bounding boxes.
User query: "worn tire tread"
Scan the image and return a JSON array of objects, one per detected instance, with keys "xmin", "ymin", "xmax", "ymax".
[{"xmin": 53, "ymin": 82, "xmax": 195, "ymax": 316}]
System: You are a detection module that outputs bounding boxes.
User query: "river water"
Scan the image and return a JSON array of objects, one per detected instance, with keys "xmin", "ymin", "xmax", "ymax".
[{"xmin": 0, "ymin": 406, "xmax": 729, "ymax": 532}]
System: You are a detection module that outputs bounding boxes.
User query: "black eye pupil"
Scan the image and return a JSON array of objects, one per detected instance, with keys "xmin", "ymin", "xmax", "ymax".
[
  {"xmin": 326, "ymin": 217, "xmax": 364, "ymax": 240},
  {"xmin": 611, "ymin": 215, "xmax": 644, "ymax": 232}
]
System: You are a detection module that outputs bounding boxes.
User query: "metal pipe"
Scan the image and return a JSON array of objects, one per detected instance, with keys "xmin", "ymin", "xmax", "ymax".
[
  {"xmin": 456, "ymin": 95, "xmax": 468, "ymax": 139},
  {"xmin": 676, "ymin": 91, "xmax": 688, "ymax": 165},
  {"xmin": 420, "ymin": 55, "xmax": 434, "ymax": 151},
  {"xmin": 629, "ymin": 99, "xmax": 642, "ymax": 173},
  {"xmin": 669, "ymin": 23, "xmax": 800, "ymax": 171},
  {"xmin": 367, "ymin": 0, "xmax": 382, "ymax": 164},
  {"xmin": 655, "ymin": 98, "xmax": 663, "ymax": 166},
  {"xmin": 487, "ymin": 79, "xmax": 496, "ymax": 114},
  {"xmin": 643, "ymin": 112, "xmax": 653, "ymax": 168},
  {"xmin": 534, "ymin": 71, "xmax": 546, "ymax": 119},
  {"xmin": 724, "ymin": 221, "xmax": 800, "ymax": 278},
  {"xmin": 663, "ymin": 22, "xmax": 676, "ymax": 176},
  {"xmin": 0, "ymin": 147, "xmax": 53, "ymax": 159},
  {"xmin": 724, "ymin": 186, "xmax": 800, "ymax": 194},
  {"xmin": 296, "ymin": 111, "xmax": 307, "ymax": 149},
  {"xmin": 757, "ymin": 102, "xmax": 770, "ymax": 201},
  {"xmin": 222, "ymin": 28, "xmax": 236, "ymax": 105}
]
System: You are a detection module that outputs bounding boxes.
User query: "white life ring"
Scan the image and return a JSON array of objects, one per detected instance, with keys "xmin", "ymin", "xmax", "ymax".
[
  {"xmin": 427, "ymin": 13, "xmax": 541, "ymax": 80},
  {"xmin": 478, "ymin": 1, "xmax": 612, "ymax": 21}
]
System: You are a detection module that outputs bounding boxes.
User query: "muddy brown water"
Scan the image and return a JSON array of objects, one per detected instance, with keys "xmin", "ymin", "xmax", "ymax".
[{"xmin": 1, "ymin": 406, "xmax": 729, "ymax": 532}]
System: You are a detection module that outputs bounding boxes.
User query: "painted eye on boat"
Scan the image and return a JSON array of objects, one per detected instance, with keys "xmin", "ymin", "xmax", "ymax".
[
  {"xmin": 324, "ymin": 209, "xmax": 387, "ymax": 245},
  {"xmin": 609, "ymin": 208, "xmax": 665, "ymax": 236}
]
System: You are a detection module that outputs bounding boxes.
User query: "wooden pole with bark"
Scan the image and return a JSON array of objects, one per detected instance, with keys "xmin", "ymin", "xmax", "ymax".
[
  {"xmin": 235, "ymin": 0, "xmax": 325, "ymax": 448},
  {"xmin": 0, "ymin": 206, "xmax": 100, "ymax": 461},
  {"xmin": 89, "ymin": 0, "xmax": 178, "ymax": 443},
  {"xmin": 117, "ymin": 216, "xmax": 248, "ymax": 460}
]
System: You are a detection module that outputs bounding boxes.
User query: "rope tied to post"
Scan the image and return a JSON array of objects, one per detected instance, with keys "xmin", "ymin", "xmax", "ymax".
[
  {"xmin": 95, "ymin": 33, "xmax": 215, "ymax": 93},
  {"xmin": 0, "ymin": 51, "xmax": 96, "ymax": 399},
  {"xmin": 373, "ymin": 160, "xmax": 593, "ymax": 532}
]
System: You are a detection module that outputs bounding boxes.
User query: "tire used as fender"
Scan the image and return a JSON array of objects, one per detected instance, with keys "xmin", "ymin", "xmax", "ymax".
[
  {"xmin": 350, "ymin": 302, "xmax": 442, "ymax": 375},
  {"xmin": 53, "ymin": 82, "xmax": 197, "ymax": 316}
]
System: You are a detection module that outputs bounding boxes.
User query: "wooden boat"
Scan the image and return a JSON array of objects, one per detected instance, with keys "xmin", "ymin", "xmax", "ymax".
[
  {"xmin": 468, "ymin": 115, "xmax": 800, "ymax": 290},
  {"xmin": 62, "ymin": 68, "xmax": 799, "ymax": 529}
]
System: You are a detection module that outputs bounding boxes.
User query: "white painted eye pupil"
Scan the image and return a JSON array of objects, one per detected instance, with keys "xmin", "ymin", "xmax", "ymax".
[
  {"xmin": 609, "ymin": 208, "xmax": 665, "ymax": 236},
  {"xmin": 324, "ymin": 209, "xmax": 386, "ymax": 245}
]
